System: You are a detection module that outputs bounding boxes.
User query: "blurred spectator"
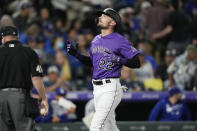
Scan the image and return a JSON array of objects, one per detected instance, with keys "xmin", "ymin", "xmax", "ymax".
[
  {"xmin": 84, "ymin": 29, "xmax": 94, "ymax": 49},
  {"xmin": 184, "ymin": 0, "xmax": 197, "ymax": 19},
  {"xmin": 51, "ymin": 88, "xmax": 76, "ymax": 123},
  {"xmin": 8, "ymin": 0, "xmax": 21, "ymax": 15},
  {"xmin": 145, "ymin": 0, "xmax": 169, "ymax": 39},
  {"xmin": 0, "ymin": 15, "xmax": 14, "ymax": 28},
  {"xmin": 51, "ymin": 0, "xmax": 68, "ymax": 13},
  {"xmin": 54, "ymin": 18, "xmax": 64, "ymax": 34},
  {"xmin": 55, "ymin": 50, "xmax": 72, "ymax": 82},
  {"xmin": 167, "ymin": 45, "xmax": 197, "ymax": 90},
  {"xmin": 136, "ymin": 1, "xmax": 151, "ymax": 30},
  {"xmin": 43, "ymin": 65, "xmax": 68, "ymax": 92},
  {"xmin": 54, "ymin": 18, "xmax": 68, "ymax": 40},
  {"xmin": 192, "ymin": 37, "xmax": 197, "ymax": 47},
  {"xmin": 145, "ymin": 0, "xmax": 169, "ymax": 62},
  {"xmin": 132, "ymin": 53, "xmax": 154, "ymax": 83},
  {"xmin": 137, "ymin": 41, "xmax": 157, "ymax": 71},
  {"xmin": 119, "ymin": 8, "xmax": 132, "ymax": 37},
  {"xmin": 121, "ymin": 66, "xmax": 145, "ymax": 91},
  {"xmin": 156, "ymin": 49, "xmax": 177, "ymax": 89},
  {"xmin": 36, "ymin": 7, "xmax": 51, "ymax": 27},
  {"xmin": 152, "ymin": 0, "xmax": 190, "ymax": 56},
  {"xmin": 42, "ymin": 22, "xmax": 55, "ymax": 54},
  {"xmin": 84, "ymin": 0, "xmax": 112, "ymax": 8},
  {"xmin": 53, "ymin": 37, "xmax": 65, "ymax": 51},
  {"xmin": 68, "ymin": 28, "xmax": 78, "ymax": 42},
  {"xmin": 77, "ymin": 34, "xmax": 92, "ymax": 80},
  {"xmin": 149, "ymin": 87, "xmax": 191, "ymax": 121},
  {"xmin": 112, "ymin": 0, "xmax": 136, "ymax": 10},
  {"xmin": 27, "ymin": 36, "xmax": 37, "ymax": 49},
  {"xmin": 14, "ymin": 1, "xmax": 32, "ymax": 33},
  {"xmin": 126, "ymin": 7, "xmax": 140, "ymax": 33},
  {"xmin": 26, "ymin": 24, "xmax": 40, "ymax": 40},
  {"xmin": 84, "ymin": 30, "xmax": 94, "ymax": 46},
  {"xmin": 188, "ymin": 7, "xmax": 197, "ymax": 46},
  {"xmin": 77, "ymin": 34, "xmax": 89, "ymax": 54},
  {"xmin": 119, "ymin": 7, "xmax": 140, "ymax": 42},
  {"xmin": 82, "ymin": 0, "xmax": 94, "ymax": 13},
  {"xmin": 70, "ymin": 18, "xmax": 83, "ymax": 33},
  {"xmin": 34, "ymin": 36, "xmax": 54, "ymax": 67},
  {"xmin": 18, "ymin": 23, "xmax": 39, "ymax": 45}
]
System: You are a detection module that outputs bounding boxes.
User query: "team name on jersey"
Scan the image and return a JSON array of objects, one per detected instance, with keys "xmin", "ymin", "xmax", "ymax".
[{"xmin": 92, "ymin": 46, "xmax": 109, "ymax": 55}]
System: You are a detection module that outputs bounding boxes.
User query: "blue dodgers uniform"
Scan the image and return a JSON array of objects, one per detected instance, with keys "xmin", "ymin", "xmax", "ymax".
[{"xmin": 149, "ymin": 97, "xmax": 191, "ymax": 121}]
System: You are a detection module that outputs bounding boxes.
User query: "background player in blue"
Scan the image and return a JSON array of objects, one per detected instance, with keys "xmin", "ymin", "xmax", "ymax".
[
  {"xmin": 66, "ymin": 8, "xmax": 140, "ymax": 131},
  {"xmin": 149, "ymin": 86, "xmax": 191, "ymax": 121}
]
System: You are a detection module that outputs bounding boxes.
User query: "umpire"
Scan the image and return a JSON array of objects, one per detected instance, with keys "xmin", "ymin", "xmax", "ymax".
[{"xmin": 0, "ymin": 26, "xmax": 48, "ymax": 131}]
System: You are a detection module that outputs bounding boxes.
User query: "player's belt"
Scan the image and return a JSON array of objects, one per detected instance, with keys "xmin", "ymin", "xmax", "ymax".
[{"xmin": 93, "ymin": 79, "xmax": 111, "ymax": 85}]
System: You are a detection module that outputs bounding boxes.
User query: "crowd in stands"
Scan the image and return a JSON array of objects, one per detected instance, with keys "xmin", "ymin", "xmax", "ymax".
[{"xmin": 1, "ymin": 0, "xmax": 197, "ymax": 93}]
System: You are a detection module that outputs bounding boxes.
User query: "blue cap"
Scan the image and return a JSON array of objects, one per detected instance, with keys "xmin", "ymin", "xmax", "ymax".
[
  {"xmin": 56, "ymin": 88, "xmax": 67, "ymax": 96},
  {"xmin": 168, "ymin": 86, "xmax": 183, "ymax": 96}
]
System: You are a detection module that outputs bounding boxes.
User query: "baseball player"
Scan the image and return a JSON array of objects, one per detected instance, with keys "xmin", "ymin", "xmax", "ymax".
[{"xmin": 66, "ymin": 8, "xmax": 141, "ymax": 131}]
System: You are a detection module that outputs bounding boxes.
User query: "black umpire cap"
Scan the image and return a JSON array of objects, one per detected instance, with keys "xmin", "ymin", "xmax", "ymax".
[
  {"xmin": 96, "ymin": 8, "xmax": 121, "ymax": 31},
  {"xmin": 1, "ymin": 26, "xmax": 18, "ymax": 37}
]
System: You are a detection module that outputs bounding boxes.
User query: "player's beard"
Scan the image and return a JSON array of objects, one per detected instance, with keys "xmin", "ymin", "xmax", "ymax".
[
  {"xmin": 97, "ymin": 25, "xmax": 108, "ymax": 30},
  {"xmin": 97, "ymin": 22, "xmax": 109, "ymax": 30}
]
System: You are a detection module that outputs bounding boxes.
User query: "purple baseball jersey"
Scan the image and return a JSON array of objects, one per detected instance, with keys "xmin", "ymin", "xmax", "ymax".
[{"xmin": 89, "ymin": 32, "xmax": 140, "ymax": 79}]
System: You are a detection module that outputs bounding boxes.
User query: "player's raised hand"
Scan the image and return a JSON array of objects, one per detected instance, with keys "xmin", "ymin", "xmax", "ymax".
[{"xmin": 65, "ymin": 41, "xmax": 78, "ymax": 56}]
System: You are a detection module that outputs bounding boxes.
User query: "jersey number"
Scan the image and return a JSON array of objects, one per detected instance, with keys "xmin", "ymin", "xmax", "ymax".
[
  {"xmin": 36, "ymin": 65, "xmax": 43, "ymax": 73},
  {"xmin": 99, "ymin": 59, "xmax": 114, "ymax": 71}
]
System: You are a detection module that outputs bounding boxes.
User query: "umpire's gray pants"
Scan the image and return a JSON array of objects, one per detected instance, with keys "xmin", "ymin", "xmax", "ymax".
[{"xmin": 0, "ymin": 91, "xmax": 35, "ymax": 131}]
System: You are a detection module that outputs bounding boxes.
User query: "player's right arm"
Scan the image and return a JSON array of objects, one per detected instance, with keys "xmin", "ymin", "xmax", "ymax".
[{"xmin": 65, "ymin": 41, "xmax": 92, "ymax": 67}]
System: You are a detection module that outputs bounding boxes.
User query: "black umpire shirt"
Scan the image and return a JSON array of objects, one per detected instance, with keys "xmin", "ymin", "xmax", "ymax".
[{"xmin": 0, "ymin": 40, "xmax": 43, "ymax": 89}]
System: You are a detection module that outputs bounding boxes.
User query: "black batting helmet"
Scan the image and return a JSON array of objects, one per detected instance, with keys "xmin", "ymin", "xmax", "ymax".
[{"xmin": 96, "ymin": 8, "xmax": 121, "ymax": 31}]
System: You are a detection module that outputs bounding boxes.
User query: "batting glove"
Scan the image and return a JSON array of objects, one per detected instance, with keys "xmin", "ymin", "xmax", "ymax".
[{"xmin": 65, "ymin": 41, "xmax": 78, "ymax": 56}]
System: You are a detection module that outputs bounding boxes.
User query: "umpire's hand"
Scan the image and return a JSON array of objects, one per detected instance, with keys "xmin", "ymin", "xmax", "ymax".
[
  {"xmin": 65, "ymin": 41, "xmax": 78, "ymax": 56},
  {"xmin": 40, "ymin": 99, "xmax": 49, "ymax": 116}
]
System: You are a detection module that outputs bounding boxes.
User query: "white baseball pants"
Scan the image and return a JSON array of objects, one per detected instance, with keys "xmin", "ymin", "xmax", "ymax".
[{"xmin": 90, "ymin": 78, "xmax": 123, "ymax": 131}]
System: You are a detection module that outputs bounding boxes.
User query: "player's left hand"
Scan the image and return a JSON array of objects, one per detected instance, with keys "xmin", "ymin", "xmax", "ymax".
[
  {"xmin": 104, "ymin": 51, "xmax": 121, "ymax": 64},
  {"xmin": 65, "ymin": 41, "xmax": 78, "ymax": 56}
]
